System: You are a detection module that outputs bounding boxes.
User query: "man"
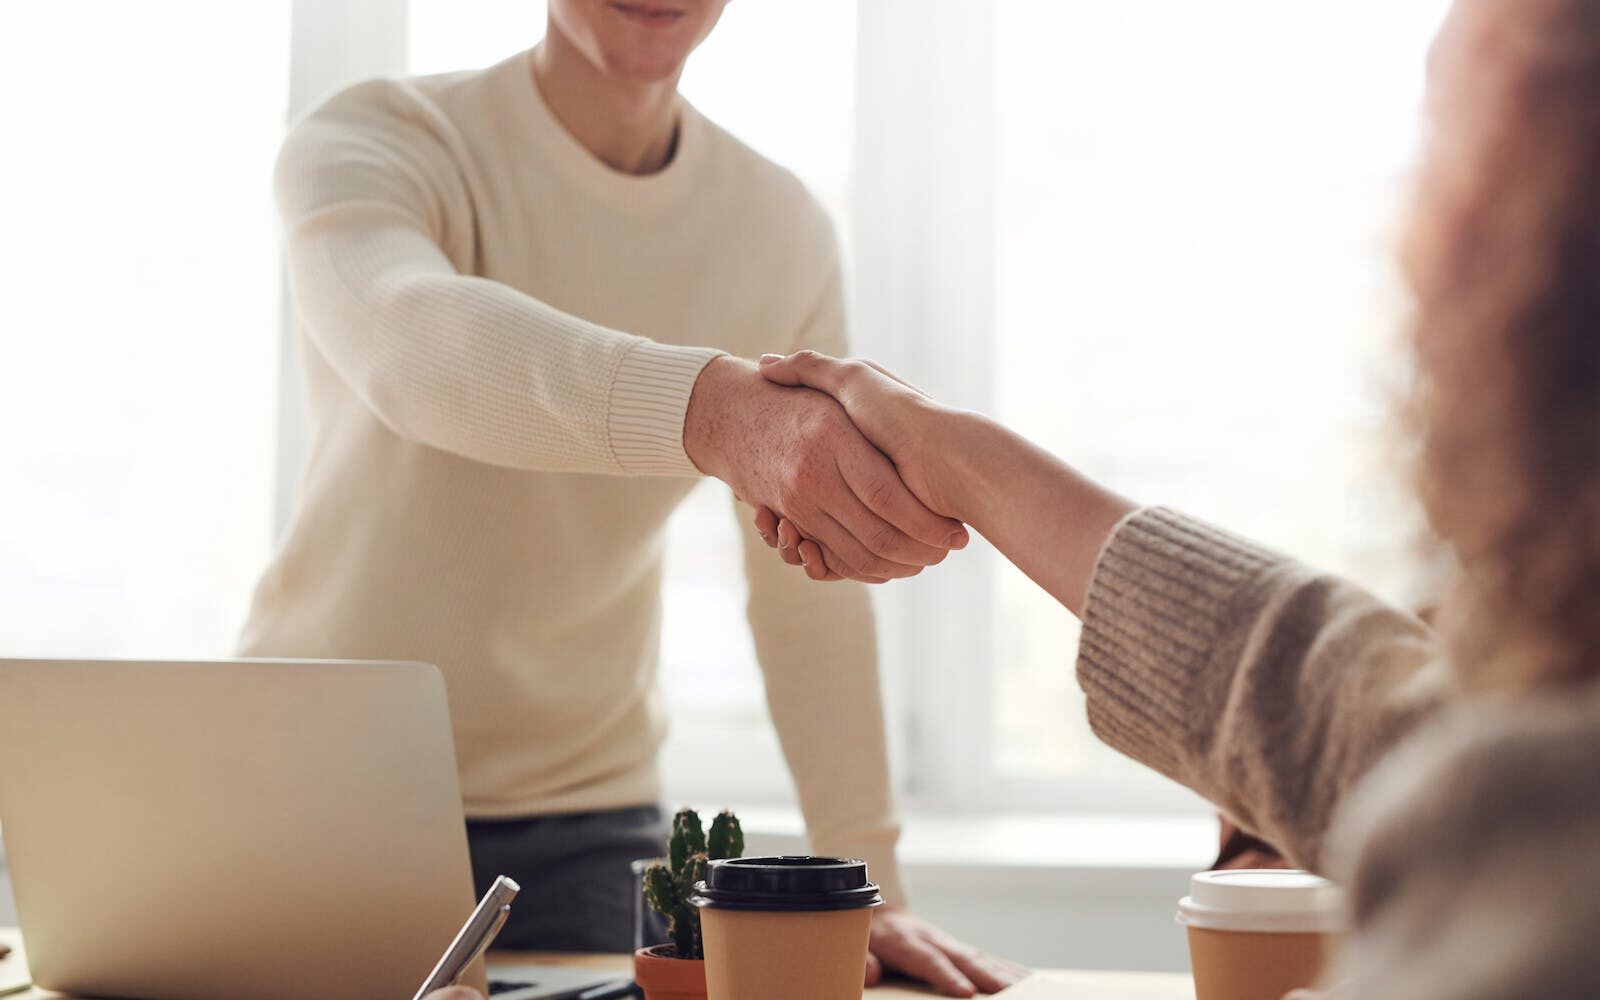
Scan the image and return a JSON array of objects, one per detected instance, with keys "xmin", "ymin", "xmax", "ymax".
[{"xmin": 243, "ymin": 0, "xmax": 1021, "ymax": 994}]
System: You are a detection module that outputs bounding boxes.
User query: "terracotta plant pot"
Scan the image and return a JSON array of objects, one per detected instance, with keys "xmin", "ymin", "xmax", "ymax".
[{"xmin": 633, "ymin": 944, "xmax": 707, "ymax": 1000}]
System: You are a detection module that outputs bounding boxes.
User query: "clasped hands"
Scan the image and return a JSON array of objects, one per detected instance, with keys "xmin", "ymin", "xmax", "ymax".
[{"xmin": 683, "ymin": 352, "xmax": 967, "ymax": 584}]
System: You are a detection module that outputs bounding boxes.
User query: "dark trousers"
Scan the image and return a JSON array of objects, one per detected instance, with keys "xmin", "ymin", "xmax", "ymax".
[{"xmin": 466, "ymin": 804, "xmax": 669, "ymax": 953}]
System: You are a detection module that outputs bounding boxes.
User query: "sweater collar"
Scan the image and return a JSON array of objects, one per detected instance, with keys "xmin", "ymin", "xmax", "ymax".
[{"xmin": 495, "ymin": 47, "xmax": 705, "ymax": 214}]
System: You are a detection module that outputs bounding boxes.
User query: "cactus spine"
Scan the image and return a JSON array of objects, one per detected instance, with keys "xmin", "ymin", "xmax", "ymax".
[{"xmin": 643, "ymin": 807, "xmax": 744, "ymax": 960}]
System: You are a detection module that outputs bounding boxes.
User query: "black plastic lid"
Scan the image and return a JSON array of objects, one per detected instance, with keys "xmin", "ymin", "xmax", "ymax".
[{"xmin": 691, "ymin": 856, "xmax": 884, "ymax": 912}]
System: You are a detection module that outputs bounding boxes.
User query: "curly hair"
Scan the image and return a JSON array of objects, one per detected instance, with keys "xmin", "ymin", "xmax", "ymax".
[{"xmin": 1406, "ymin": 0, "xmax": 1600, "ymax": 691}]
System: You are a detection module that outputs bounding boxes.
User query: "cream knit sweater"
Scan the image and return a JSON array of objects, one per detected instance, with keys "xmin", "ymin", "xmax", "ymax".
[
  {"xmin": 240, "ymin": 50, "xmax": 904, "ymax": 901},
  {"xmin": 1080, "ymin": 508, "xmax": 1600, "ymax": 997}
]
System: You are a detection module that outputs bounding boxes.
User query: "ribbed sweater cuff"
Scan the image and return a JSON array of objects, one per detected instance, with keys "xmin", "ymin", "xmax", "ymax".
[
  {"xmin": 606, "ymin": 340, "xmax": 726, "ymax": 476},
  {"xmin": 1076, "ymin": 507, "xmax": 1280, "ymax": 780}
]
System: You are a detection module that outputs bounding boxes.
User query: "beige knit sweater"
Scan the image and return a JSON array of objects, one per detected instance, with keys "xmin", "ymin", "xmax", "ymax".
[
  {"xmin": 1080, "ymin": 507, "xmax": 1600, "ymax": 998},
  {"xmin": 239, "ymin": 49, "xmax": 905, "ymax": 901}
]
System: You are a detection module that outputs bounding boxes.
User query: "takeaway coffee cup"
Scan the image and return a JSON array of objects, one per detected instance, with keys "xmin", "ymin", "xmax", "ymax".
[
  {"xmin": 693, "ymin": 856, "xmax": 882, "ymax": 1000},
  {"xmin": 1178, "ymin": 869, "xmax": 1346, "ymax": 1000}
]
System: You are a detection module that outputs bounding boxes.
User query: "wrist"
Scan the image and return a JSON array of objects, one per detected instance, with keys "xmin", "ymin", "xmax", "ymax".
[
  {"xmin": 683, "ymin": 355, "xmax": 756, "ymax": 480},
  {"xmin": 932, "ymin": 408, "xmax": 1005, "ymax": 523}
]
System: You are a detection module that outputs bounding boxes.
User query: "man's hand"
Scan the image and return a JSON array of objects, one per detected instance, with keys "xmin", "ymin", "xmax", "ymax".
[
  {"xmin": 868, "ymin": 907, "xmax": 1029, "ymax": 997},
  {"xmin": 423, "ymin": 989, "xmax": 484, "ymax": 1000},
  {"xmin": 685, "ymin": 356, "xmax": 967, "ymax": 582},
  {"xmin": 750, "ymin": 352, "xmax": 974, "ymax": 579}
]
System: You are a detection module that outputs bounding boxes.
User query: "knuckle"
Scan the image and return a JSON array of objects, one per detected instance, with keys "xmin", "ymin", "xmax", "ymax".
[
  {"xmin": 862, "ymin": 475, "xmax": 898, "ymax": 514},
  {"xmin": 800, "ymin": 408, "xmax": 841, "ymax": 444},
  {"xmin": 775, "ymin": 483, "xmax": 802, "ymax": 514},
  {"xmin": 861, "ymin": 556, "xmax": 898, "ymax": 579},
  {"xmin": 865, "ymin": 522, "xmax": 902, "ymax": 558},
  {"xmin": 776, "ymin": 458, "xmax": 812, "ymax": 502},
  {"xmin": 831, "ymin": 551, "xmax": 867, "ymax": 579}
]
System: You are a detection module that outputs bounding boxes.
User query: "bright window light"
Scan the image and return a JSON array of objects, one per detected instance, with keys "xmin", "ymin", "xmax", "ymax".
[
  {"xmin": 990, "ymin": 0, "xmax": 1455, "ymax": 780},
  {"xmin": 0, "ymin": 2, "xmax": 287, "ymax": 658}
]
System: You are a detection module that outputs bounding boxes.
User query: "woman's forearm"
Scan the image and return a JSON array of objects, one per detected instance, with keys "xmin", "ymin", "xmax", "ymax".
[{"xmin": 935, "ymin": 411, "xmax": 1136, "ymax": 616}]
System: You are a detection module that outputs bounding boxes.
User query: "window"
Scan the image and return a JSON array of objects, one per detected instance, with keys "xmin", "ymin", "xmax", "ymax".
[
  {"xmin": 2, "ymin": 0, "xmax": 1460, "ymax": 828},
  {"xmin": 400, "ymin": 0, "xmax": 1456, "ymax": 815},
  {"xmin": 982, "ymin": 0, "xmax": 1456, "ymax": 799},
  {"xmin": 0, "ymin": 2, "xmax": 288, "ymax": 659}
]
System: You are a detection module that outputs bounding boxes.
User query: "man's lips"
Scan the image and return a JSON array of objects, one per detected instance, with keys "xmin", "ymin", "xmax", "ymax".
[{"xmin": 609, "ymin": 1, "xmax": 687, "ymax": 27}]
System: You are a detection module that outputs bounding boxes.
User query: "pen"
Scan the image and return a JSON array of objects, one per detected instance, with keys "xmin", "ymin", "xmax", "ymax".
[{"xmin": 413, "ymin": 875, "xmax": 520, "ymax": 1000}]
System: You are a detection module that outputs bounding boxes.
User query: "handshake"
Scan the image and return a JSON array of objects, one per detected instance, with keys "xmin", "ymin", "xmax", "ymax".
[{"xmin": 684, "ymin": 352, "xmax": 970, "ymax": 584}]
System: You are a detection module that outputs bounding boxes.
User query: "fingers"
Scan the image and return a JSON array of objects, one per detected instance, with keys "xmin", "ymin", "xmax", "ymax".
[
  {"xmin": 761, "ymin": 350, "xmax": 925, "ymax": 399},
  {"xmin": 864, "ymin": 949, "xmax": 884, "ymax": 987},
  {"xmin": 423, "ymin": 988, "xmax": 485, "ymax": 1000},
  {"xmin": 808, "ymin": 511, "xmax": 906, "ymax": 583},
  {"xmin": 776, "ymin": 515, "xmax": 920, "ymax": 585},
  {"xmin": 874, "ymin": 932, "xmax": 976, "ymax": 998},
  {"xmin": 750, "ymin": 372, "xmax": 965, "ymax": 581},
  {"xmin": 754, "ymin": 506, "xmax": 780, "ymax": 548},
  {"xmin": 758, "ymin": 350, "xmax": 853, "ymax": 394},
  {"xmin": 858, "ymin": 358, "xmax": 928, "ymax": 396},
  {"xmin": 775, "ymin": 518, "xmax": 805, "ymax": 567},
  {"xmin": 799, "ymin": 537, "xmax": 828, "ymax": 580},
  {"xmin": 870, "ymin": 909, "xmax": 1026, "ymax": 998},
  {"xmin": 944, "ymin": 943, "xmax": 1030, "ymax": 994},
  {"xmin": 839, "ymin": 445, "xmax": 968, "ymax": 552},
  {"xmin": 796, "ymin": 537, "xmax": 848, "ymax": 582},
  {"xmin": 776, "ymin": 517, "xmax": 846, "ymax": 582},
  {"xmin": 829, "ymin": 470, "xmax": 951, "ymax": 570}
]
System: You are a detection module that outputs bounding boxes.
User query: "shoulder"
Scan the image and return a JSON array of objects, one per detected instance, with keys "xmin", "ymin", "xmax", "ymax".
[
  {"xmin": 1328, "ymin": 688, "xmax": 1600, "ymax": 998},
  {"xmin": 282, "ymin": 72, "xmax": 475, "ymax": 165},
  {"xmin": 276, "ymin": 72, "xmax": 483, "ymax": 226}
]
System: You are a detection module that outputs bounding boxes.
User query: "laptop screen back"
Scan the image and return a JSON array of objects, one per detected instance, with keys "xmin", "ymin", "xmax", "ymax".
[{"xmin": 0, "ymin": 658, "xmax": 481, "ymax": 1000}]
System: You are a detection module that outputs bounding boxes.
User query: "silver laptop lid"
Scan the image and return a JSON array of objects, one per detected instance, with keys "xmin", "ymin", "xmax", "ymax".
[{"xmin": 0, "ymin": 658, "xmax": 480, "ymax": 1000}]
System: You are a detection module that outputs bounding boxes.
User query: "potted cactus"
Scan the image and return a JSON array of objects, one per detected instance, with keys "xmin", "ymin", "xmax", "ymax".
[{"xmin": 633, "ymin": 807, "xmax": 744, "ymax": 1000}]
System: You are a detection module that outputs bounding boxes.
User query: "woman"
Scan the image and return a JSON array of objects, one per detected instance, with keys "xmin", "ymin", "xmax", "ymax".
[{"xmin": 754, "ymin": 0, "xmax": 1600, "ymax": 993}]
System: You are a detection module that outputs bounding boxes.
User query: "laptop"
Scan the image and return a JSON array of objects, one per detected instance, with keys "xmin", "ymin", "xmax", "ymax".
[{"xmin": 0, "ymin": 659, "xmax": 634, "ymax": 1000}]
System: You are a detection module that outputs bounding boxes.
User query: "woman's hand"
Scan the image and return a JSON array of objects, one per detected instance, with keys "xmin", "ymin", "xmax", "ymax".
[
  {"xmin": 755, "ymin": 352, "xmax": 968, "ymax": 580},
  {"xmin": 758, "ymin": 352, "xmax": 957, "ymax": 514},
  {"xmin": 756, "ymin": 350, "xmax": 1136, "ymax": 612}
]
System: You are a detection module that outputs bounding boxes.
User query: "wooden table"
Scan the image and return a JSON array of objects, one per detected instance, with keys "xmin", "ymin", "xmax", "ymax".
[
  {"xmin": 502, "ymin": 951, "xmax": 1191, "ymax": 997},
  {"xmin": 0, "ymin": 928, "xmax": 1193, "ymax": 998}
]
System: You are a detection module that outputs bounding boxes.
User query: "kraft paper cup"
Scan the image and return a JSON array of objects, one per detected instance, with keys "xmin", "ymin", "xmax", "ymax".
[
  {"xmin": 693, "ymin": 856, "xmax": 882, "ymax": 1000},
  {"xmin": 1178, "ymin": 869, "xmax": 1346, "ymax": 1000}
]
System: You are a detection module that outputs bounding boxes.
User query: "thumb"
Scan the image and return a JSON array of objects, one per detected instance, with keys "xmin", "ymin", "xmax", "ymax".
[
  {"xmin": 758, "ymin": 350, "xmax": 849, "ymax": 394},
  {"xmin": 864, "ymin": 949, "xmax": 884, "ymax": 986}
]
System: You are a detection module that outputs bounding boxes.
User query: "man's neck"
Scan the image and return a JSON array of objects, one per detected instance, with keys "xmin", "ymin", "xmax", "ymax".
[{"xmin": 532, "ymin": 29, "xmax": 682, "ymax": 176}]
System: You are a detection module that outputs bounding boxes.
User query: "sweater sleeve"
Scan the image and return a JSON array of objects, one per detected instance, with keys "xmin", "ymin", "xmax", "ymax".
[
  {"xmin": 1075, "ymin": 507, "xmax": 1454, "ymax": 870},
  {"xmin": 739, "ymin": 252, "xmax": 906, "ymax": 904},
  {"xmin": 275, "ymin": 80, "xmax": 724, "ymax": 475}
]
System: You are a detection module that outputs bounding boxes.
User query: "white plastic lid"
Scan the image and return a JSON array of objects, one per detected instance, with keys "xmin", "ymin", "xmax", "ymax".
[{"xmin": 1176, "ymin": 869, "xmax": 1346, "ymax": 933}]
